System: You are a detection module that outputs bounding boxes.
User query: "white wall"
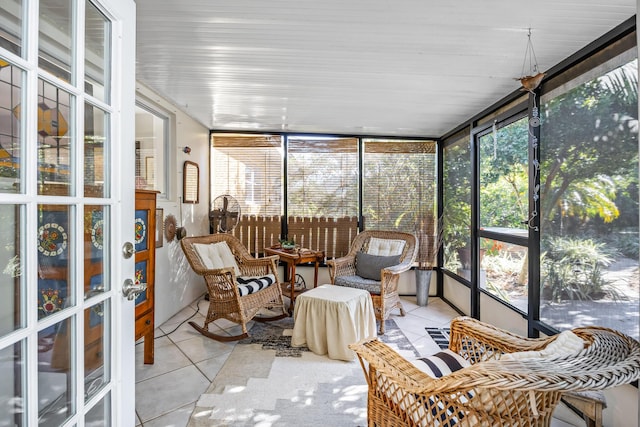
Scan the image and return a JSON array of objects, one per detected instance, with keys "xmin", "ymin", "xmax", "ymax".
[
  {"xmin": 135, "ymin": 82, "xmax": 209, "ymax": 327},
  {"xmin": 443, "ymin": 274, "xmax": 471, "ymax": 316},
  {"xmin": 479, "ymin": 292, "xmax": 527, "ymax": 336}
]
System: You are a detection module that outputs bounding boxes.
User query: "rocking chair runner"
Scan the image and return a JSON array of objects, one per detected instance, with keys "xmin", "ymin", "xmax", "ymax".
[
  {"xmin": 350, "ymin": 316, "xmax": 640, "ymax": 427},
  {"xmin": 180, "ymin": 234, "xmax": 287, "ymax": 341}
]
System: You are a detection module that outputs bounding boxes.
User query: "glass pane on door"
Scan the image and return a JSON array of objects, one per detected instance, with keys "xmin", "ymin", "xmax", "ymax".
[
  {"xmin": 0, "ymin": 203, "xmax": 23, "ymax": 337},
  {"xmin": 39, "ymin": 0, "xmax": 73, "ymax": 83},
  {"xmin": 38, "ymin": 316, "xmax": 75, "ymax": 426},
  {"xmin": 38, "ymin": 204, "xmax": 73, "ymax": 318},
  {"xmin": 0, "ymin": 341, "xmax": 24, "ymax": 427},
  {"xmin": 84, "ymin": 104, "xmax": 108, "ymax": 197},
  {"xmin": 84, "ymin": 301, "xmax": 109, "ymax": 402},
  {"xmin": 0, "ymin": 0, "xmax": 23, "ymax": 57},
  {"xmin": 0, "ymin": 62, "xmax": 23, "ymax": 194},
  {"xmin": 85, "ymin": 205, "xmax": 108, "ymax": 296},
  {"xmin": 85, "ymin": 1, "xmax": 110, "ymax": 103},
  {"xmin": 85, "ymin": 393, "xmax": 110, "ymax": 426},
  {"xmin": 37, "ymin": 79, "xmax": 74, "ymax": 196}
]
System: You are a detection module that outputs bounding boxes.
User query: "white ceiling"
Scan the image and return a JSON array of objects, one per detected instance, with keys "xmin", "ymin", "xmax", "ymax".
[{"xmin": 134, "ymin": 0, "xmax": 636, "ymax": 137}]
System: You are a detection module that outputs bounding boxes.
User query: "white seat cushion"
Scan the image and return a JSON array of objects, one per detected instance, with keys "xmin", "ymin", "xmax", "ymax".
[
  {"xmin": 366, "ymin": 237, "xmax": 406, "ymax": 256},
  {"xmin": 193, "ymin": 241, "xmax": 241, "ymax": 276},
  {"xmin": 500, "ymin": 330, "xmax": 585, "ymax": 361}
]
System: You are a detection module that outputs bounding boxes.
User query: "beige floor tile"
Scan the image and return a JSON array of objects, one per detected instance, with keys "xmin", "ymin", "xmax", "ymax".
[
  {"xmin": 195, "ymin": 351, "xmax": 234, "ymax": 381},
  {"xmin": 135, "ymin": 339, "xmax": 193, "ymax": 382},
  {"xmin": 135, "ymin": 365, "xmax": 210, "ymax": 423},
  {"xmin": 176, "ymin": 334, "xmax": 236, "ymax": 364},
  {"xmin": 160, "ymin": 316, "xmax": 216, "ymax": 343},
  {"xmin": 160, "ymin": 303, "xmax": 207, "ymax": 330},
  {"xmin": 143, "ymin": 402, "xmax": 195, "ymax": 427}
]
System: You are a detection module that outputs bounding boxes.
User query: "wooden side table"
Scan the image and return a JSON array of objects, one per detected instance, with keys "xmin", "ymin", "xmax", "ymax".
[{"xmin": 264, "ymin": 247, "xmax": 324, "ymax": 314}]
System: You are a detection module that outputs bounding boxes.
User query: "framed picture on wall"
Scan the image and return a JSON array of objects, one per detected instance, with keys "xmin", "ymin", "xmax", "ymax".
[
  {"xmin": 183, "ymin": 161, "xmax": 199, "ymax": 203},
  {"xmin": 155, "ymin": 208, "xmax": 163, "ymax": 248}
]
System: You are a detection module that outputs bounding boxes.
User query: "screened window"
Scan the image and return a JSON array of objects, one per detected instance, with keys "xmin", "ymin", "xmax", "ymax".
[
  {"xmin": 363, "ymin": 139, "xmax": 437, "ymax": 267},
  {"xmin": 211, "ymin": 133, "xmax": 282, "ymax": 216},
  {"xmin": 287, "ymin": 136, "xmax": 358, "ymax": 218},
  {"xmin": 539, "ymin": 50, "xmax": 638, "ymax": 340},
  {"xmin": 479, "ymin": 116, "xmax": 529, "ymax": 233},
  {"xmin": 477, "ymin": 115, "xmax": 529, "ymax": 311},
  {"xmin": 442, "ymin": 128, "xmax": 471, "ymax": 272}
]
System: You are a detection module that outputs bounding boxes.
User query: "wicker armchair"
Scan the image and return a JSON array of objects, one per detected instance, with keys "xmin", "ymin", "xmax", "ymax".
[
  {"xmin": 350, "ymin": 316, "xmax": 640, "ymax": 427},
  {"xmin": 327, "ymin": 230, "xmax": 418, "ymax": 334},
  {"xmin": 181, "ymin": 234, "xmax": 287, "ymax": 341}
]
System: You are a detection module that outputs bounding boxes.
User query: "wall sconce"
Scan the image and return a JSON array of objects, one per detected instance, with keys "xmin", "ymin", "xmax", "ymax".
[{"xmin": 182, "ymin": 146, "xmax": 191, "ymax": 154}]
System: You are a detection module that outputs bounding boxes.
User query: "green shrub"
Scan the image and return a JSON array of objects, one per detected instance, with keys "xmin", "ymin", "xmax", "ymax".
[
  {"xmin": 601, "ymin": 230, "xmax": 639, "ymax": 259},
  {"xmin": 541, "ymin": 237, "xmax": 620, "ymax": 301}
]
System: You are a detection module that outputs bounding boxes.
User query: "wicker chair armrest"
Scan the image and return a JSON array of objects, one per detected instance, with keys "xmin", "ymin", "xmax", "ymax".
[
  {"xmin": 350, "ymin": 338, "xmax": 434, "ymax": 389},
  {"xmin": 239, "ymin": 255, "xmax": 279, "ymax": 267},
  {"xmin": 449, "ymin": 316, "xmax": 555, "ymax": 362},
  {"xmin": 326, "ymin": 256, "xmax": 357, "ymax": 282},
  {"xmin": 238, "ymin": 255, "xmax": 280, "ymax": 278},
  {"xmin": 327, "ymin": 256, "xmax": 356, "ymax": 270},
  {"xmin": 196, "ymin": 265, "xmax": 236, "ymax": 277},
  {"xmin": 382, "ymin": 259, "xmax": 414, "ymax": 275}
]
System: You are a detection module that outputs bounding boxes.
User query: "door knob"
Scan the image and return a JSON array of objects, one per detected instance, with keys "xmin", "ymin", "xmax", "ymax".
[
  {"xmin": 122, "ymin": 278, "xmax": 147, "ymax": 300},
  {"xmin": 122, "ymin": 242, "xmax": 135, "ymax": 259}
]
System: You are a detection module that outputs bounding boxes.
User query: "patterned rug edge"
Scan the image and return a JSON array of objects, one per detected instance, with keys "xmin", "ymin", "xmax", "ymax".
[{"xmin": 425, "ymin": 327, "xmax": 450, "ymax": 350}]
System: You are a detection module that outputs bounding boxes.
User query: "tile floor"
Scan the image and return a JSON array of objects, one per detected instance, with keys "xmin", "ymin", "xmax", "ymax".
[{"xmin": 134, "ymin": 295, "xmax": 582, "ymax": 426}]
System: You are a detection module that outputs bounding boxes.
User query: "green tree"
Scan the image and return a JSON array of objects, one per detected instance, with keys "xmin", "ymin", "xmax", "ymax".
[
  {"xmin": 540, "ymin": 60, "xmax": 639, "ymax": 233},
  {"xmin": 479, "ymin": 117, "xmax": 529, "ymax": 228}
]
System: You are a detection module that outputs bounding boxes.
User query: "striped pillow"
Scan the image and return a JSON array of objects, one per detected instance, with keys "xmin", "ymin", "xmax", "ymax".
[
  {"xmin": 412, "ymin": 349, "xmax": 469, "ymax": 378},
  {"xmin": 236, "ymin": 274, "xmax": 276, "ymax": 296}
]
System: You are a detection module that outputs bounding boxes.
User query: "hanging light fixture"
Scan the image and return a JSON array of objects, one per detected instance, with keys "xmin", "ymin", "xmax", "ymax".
[{"xmin": 516, "ymin": 28, "xmax": 545, "ymax": 92}]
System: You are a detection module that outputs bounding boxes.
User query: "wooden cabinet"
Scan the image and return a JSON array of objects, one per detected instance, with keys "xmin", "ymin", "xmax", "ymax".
[{"xmin": 135, "ymin": 190, "xmax": 158, "ymax": 364}]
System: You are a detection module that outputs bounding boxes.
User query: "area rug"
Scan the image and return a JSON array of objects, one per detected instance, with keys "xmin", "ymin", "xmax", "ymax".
[
  {"xmin": 188, "ymin": 318, "xmax": 417, "ymax": 427},
  {"xmin": 425, "ymin": 327, "xmax": 450, "ymax": 350}
]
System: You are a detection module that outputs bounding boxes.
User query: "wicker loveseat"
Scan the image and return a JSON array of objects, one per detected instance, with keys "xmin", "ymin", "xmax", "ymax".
[
  {"xmin": 349, "ymin": 316, "xmax": 640, "ymax": 427},
  {"xmin": 180, "ymin": 234, "xmax": 287, "ymax": 341},
  {"xmin": 326, "ymin": 230, "xmax": 418, "ymax": 334}
]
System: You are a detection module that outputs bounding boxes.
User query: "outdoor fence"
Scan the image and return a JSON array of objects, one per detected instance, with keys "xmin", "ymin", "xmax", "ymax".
[{"xmin": 230, "ymin": 215, "xmax": 360, "ymax": 259}]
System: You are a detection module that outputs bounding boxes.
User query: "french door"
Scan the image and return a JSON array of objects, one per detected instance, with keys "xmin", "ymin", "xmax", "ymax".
[{"xmin": 0, "ymin": 0, "xmax": 136, "ymax": 425}]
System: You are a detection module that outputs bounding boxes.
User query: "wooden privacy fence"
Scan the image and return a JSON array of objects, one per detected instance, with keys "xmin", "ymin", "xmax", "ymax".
[{"xmin": 231, "ymin": 215, "xmax": 360, "ymax": 259}]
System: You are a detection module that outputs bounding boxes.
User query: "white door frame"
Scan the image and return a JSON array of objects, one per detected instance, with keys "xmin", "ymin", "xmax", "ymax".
[
  {"xmin": 108, "ymin": 0, "xmax": 137, "ymax": 425},
  {"xmin": 0, "ymin": 0, "xmax": 137, "ymax": 425}
]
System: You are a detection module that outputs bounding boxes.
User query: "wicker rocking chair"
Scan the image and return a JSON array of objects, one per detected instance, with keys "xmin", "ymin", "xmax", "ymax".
[
  {"xmin": 181, "ymin": 234, "xmax": 287, "ymax": 341},
  {"xmin": 350, "ymin": 316, "xmax": 640, "ymax": 427},
  {"xmin": 327, "ymin": 230, "xmax": 418, "ymax": 334}
]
